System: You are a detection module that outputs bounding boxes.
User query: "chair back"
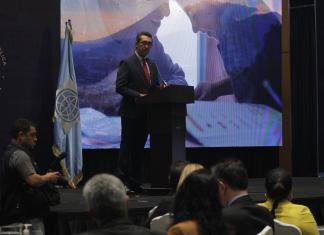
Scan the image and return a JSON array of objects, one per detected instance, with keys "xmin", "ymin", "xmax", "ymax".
[
  {"xmin": 0, "ymin": 224, "xmax": 22, "ymax": 234},
  {"xmin": 318, "ymin": 225, "xmax": 324, "ymax": 235},
  {"xmin": 257, "ymin": 226, "xmax": 273, "ymax": 235},
  {"xmin": 150, "ymin": 213, "xmax": 173, "ymax": 234},
  {"xmin": 274, "ymin": 219, "xmax": 302, "ymax": 235}
]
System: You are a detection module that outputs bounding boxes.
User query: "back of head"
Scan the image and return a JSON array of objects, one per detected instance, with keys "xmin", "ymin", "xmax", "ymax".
[
  {"xmin": 169, "ymin": 160, "xmax": 189, "ymax": 193},
  {"xmin": 173, "ymin": 168, "xmax": 223, "ymax": 235},
  {"xmin": 177, "ymin": 163, "xmax": 204, "ymax": 190},
  {"xmin": 265, "ymin": 168, "xmax": 292, "ymax": 218},
  {"xmin": 212, "ymin": 160, "xmax": 248, "ymax": 190},
  {"xmin": 10, "ymin": 118, "xmax": 35, "ymax": 139},
  {"xmin": 83, "ymin": 174, "xmax": 128, "ymax": 223}
]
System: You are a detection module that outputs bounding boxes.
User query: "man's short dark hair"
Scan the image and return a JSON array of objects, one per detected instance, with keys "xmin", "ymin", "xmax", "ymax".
[
  {"xmin": 10, "ymin": 119, "xmax": 35, "ymax": 138},
  {"xmin": 136, "ymin": 31, "xmax": 153, "ymax": 43},
  {"xmin": 211, "ymin": 160, "xmax": 248, "ymax": 190}
]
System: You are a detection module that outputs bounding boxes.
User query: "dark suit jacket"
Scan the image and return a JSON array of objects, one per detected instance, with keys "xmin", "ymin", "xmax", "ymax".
[
  {"xmin": 229, "ymin": 194, "xmax": 256, "ymax": 206},
  {"xmin": 116, "ymin": 54, "xmax": 160, "ymax": 118},
  {"xmin": 78, "ymin": 218, "xmax": 162, "ymax": 235},
  {"xmin": 223, "ymin": 195, "xmax": 274, "ymax": 235}
]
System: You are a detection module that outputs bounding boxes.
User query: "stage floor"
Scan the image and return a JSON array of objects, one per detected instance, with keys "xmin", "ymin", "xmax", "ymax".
[{"xmin": 49, "ymin": 177, "xmax": 324, "ymax": 235}]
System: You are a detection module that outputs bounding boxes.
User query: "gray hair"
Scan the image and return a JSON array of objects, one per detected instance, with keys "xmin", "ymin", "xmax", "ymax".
[{"xmin": 83, "ymin": 174, "xmax": 128, "ymax": 221}]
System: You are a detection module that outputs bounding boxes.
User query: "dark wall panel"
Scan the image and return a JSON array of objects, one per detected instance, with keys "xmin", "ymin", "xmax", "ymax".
[
  {"xmin": 290, "ymin": 2, "xmax": 318, "ymax": 176},
  {"xmin": 0, "ymin": 0, "xmax": 60, "ymax": 170},
  {"xmin": 316, "ymin": 0, "xmax": 324, "ymax": 174}
]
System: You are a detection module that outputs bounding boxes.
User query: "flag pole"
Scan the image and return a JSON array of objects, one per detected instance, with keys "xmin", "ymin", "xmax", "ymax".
[{"xmin": 53, "ymin": 19, "xmax": 83, "ymax": 188}]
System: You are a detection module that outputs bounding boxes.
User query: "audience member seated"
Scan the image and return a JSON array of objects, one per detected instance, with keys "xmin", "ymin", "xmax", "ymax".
[
  {"xmin": 167, "ymin": 169, "xmax": 226, "ymax": 235},
  {"xmin": 212, "ymin": 160, "xmax": 274, "ymax": 235},
  {"xmin": 147, "ymin": 163, "xmax": 203, "ymax": 229},
  {"xmin": 0, "ymin": 119, "xmax": 60, "ymax": 235},
  {"xmin": 79, "ymin": 174, "xmax": 161, "ymax": 235},
  {"xmin": 258, "ymin": 168, "xmax": 319, "ymax": 235},
  {"xmin": 176, "ymin": 163, "xmax": 204, "ymax": 191},
  {"xmin": 146, "ymin": 160, "xmax": 189, "ymax": 226}
]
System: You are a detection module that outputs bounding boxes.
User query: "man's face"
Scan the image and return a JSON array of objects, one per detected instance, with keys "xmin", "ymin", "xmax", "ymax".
[
  {"xmin": 177, "ymin": 1, "xmax": 221, "ymax": 37},
  {"xmin": 177, "ymin": 0, "xmax": 227, "ymax": 37},
  {"xmin": 135, "ymin": 35, "xmax": 153, "ymax": 57},
  {"xmin": 19, "ymin": 126, "xmax": 37, "ymax": 149}
]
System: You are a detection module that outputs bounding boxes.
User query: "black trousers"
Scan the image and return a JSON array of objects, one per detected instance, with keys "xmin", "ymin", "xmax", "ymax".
[{"xmin": 118, "ymin": 115, "xmax": 148, "ymax": 183}]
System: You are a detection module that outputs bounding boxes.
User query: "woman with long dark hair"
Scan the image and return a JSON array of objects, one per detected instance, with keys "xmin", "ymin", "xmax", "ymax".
[
  {"xmin": 167, "ymin": 168, "xmax": 225, "ymax": 235},
  {"xmin": 259, "ymin": 168, "xmax": 319, "ymax": 235}
]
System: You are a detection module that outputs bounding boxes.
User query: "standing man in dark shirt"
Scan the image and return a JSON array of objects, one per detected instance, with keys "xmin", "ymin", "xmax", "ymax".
[
  {"xmin": 116, "ymin": 32, "xmax": 164, "ymax": 190},
  {"xmin": 0, "ymin": 119, "xmax": 60, "ymax": 234}
]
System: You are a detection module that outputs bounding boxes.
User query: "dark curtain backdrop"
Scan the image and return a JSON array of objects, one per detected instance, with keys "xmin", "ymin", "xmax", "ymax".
[
  {"xmin": 317, "ymin": 0, "xmax": 324, "ymax": 174},
  {"xmin": 0, "ymin": 0, "xmax": 60, "ymax": 171},
  {"xmin": 290, "ymin": 1, "xmax": 318, "ymax": 176}
]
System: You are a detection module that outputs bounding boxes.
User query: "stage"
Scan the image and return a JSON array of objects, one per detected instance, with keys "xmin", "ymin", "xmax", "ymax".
[{"xmin": 48, "ymin": 177, "xmax": 324, "ymax": 235}]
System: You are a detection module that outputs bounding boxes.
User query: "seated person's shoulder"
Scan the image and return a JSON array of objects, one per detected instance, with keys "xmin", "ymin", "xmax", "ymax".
[
  {"xmin": 222, "ymin": 205, "xmax": 274, "ymax": 235},
  {"xmin": 223, "ymin": 205, "xmax": 274, "ymax": 225},
  {"xmin": 9, "ymin": 150, "xmax": 35, "ymax": 179},
  {"xmin": 224, "ymin": 203, "xmax": 270, "ymax": 215},
  {"xmin": 222, "ymin": 206, "xmax": 252, "ymax": 221},
  {"xmin": 10, "ymin": 149, "xmax": 29, "ymax": 163},
  {"xmin": 168, "ymin": 220, "xmax": 199, "ymax": 235},
  {"xmin": 287, "ymin": 202, "xmax": 313, "ymax": 214}
]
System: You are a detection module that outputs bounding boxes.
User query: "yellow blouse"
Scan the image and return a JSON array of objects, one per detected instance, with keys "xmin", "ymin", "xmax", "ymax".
[{"xmin": 258, "ymin": 200, "xmax": 319, "ymax": 235}]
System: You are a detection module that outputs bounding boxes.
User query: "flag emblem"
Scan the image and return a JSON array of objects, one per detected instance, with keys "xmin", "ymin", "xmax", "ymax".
[{"xmin": 55, "ymin": 79, "xmax": 80, "ymax": 133}]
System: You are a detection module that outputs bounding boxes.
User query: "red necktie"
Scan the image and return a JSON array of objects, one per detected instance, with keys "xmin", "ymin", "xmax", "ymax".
[{"xmin": 142, "ymin": 59, "xmax": 151, "ymax": 85}]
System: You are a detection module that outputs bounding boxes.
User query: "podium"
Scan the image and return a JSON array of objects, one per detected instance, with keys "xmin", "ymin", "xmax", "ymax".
[{"xmin": 137, "ymin": 85, "xmax": 194, "ymax": 187}]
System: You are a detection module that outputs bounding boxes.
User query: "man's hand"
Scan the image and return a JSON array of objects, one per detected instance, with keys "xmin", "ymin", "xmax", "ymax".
[
  {"xmin": 160, "ymin": 83, "xmax": 168, "ymax": 89},
  {"xmin": 26, "ymin": 171, "xmax": 61, "ymax": 187},
  {"xmin": 195, "ymin": 79, "xmax": 234, "ymax": 100},
  {"xmin": 135, "ymin": 93, "xmax": 147, "ymax": 103},
  {"xmin": 44, "ymin": 171, "xmax": 61, "ymax": 184},
  {"xmin": 160, "ymin": 80, "xmax": 168, "ymax": 88}
]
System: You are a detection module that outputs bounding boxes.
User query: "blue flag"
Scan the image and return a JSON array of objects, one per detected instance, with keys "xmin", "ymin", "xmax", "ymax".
[{"xmin": 53, "ymin": 21, "xmax": 82, "ymax": 187}]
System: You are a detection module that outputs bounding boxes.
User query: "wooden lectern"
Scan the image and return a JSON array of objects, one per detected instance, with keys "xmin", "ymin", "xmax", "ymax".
[{"xmin": 137, "ymin": 85, "xmax": 194, "ymax": 187}]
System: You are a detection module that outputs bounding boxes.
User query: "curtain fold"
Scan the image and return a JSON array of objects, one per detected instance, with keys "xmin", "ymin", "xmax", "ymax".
[{"xmin": 290, "ymin": 3, "xmax": 318, "ymax": 176}]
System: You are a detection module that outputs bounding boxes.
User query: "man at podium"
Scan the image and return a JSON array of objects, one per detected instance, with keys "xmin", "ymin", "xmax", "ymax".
[{"xmin": 116, "ymin": 32, "xmax": 164, "ymax": 191}]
